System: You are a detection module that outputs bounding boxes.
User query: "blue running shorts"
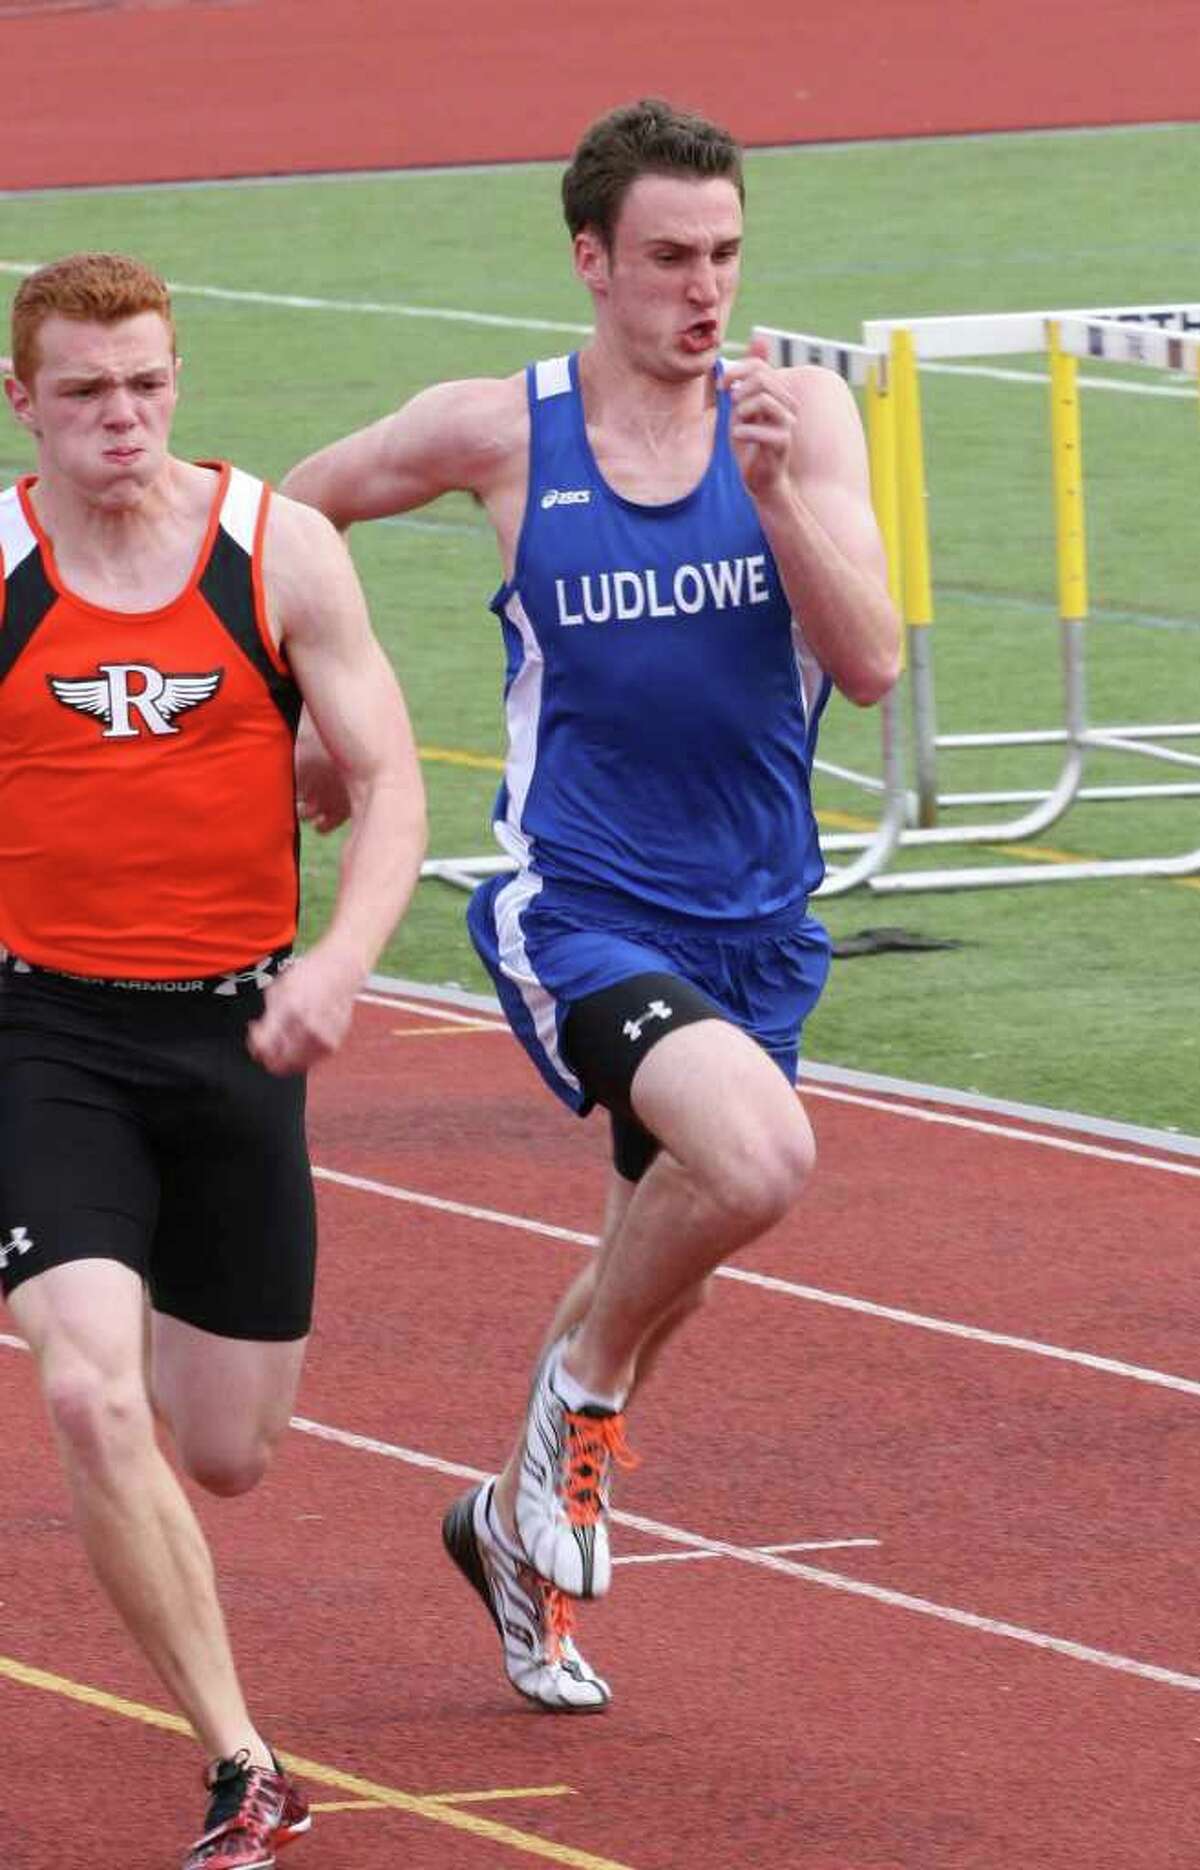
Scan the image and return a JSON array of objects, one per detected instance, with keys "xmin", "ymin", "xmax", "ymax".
[{"xmin": 466, "ymin": 872, "xmax": 832, "ymax": 1115}]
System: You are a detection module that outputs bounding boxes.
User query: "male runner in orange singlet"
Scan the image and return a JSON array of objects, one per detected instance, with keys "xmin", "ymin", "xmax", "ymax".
[{"xmin": 0, "ymin": 253, "xmax": 426, "ymax": 1869}]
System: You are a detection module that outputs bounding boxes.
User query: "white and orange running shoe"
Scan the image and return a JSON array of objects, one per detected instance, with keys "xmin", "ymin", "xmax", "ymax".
[
  {"xmin": 512, "ymin": 1339, "xmax": 638, "ymax": 1599},
  {"xmin": 442, "ymin": 1480, "xmax": 611, "ymax": 1711}
]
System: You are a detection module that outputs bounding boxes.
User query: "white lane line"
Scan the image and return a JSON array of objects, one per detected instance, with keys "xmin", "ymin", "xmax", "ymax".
[
  {"xmin": 3, "ymin": 1341, "xmax": 1196, "ymax": 1694},
  {"xmin": 357, "ymin": 993, "xmax": 506, "ymax": 1027},
  {"xmin": 281, "ymin": 1410, "xmax": 1200, "ymax": 1697},
  {"xmin": 308, "ymin": 1163, "xmax": 1200, "ymax": 1401},
  {"xmin": 0, "ymin": 260, "xmax": 1189, "ymax": 399},
  {"xmin": 613, "ymin": 1539, "xmax": 880, "ymax": 1567},
  {"xmin": 802, "ymin": 1085, "xmax": 1200, "ymax": 1179},
  {"xmin": 315, "ymin": 1165, "xmax": 596, "ymax": 1246}
]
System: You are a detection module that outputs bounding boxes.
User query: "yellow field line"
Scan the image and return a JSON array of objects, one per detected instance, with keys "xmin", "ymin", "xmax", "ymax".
[
  {"xmin": 313, "ymin": 1787, "xmax": 575, "ymax": 1814},
  {"xmin": 419, "ymin": 743, "xmax": 504, "ymax": 772},
  {"xmin": 389, "ymin": 1021, "xmax": 507, "ymax": 1037},
  {"xmin": 0, "ymin": 1655, "xmax": 636, "ymax": 1870},
  {"xmin": 817, "ymin": 807, "xmax": 1200, "ymax": 886}
]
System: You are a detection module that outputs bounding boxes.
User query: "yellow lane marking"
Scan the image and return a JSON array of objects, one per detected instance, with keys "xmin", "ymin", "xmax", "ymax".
[
  {"xmin": 0, "ymin": 1654, "xmax": 636, "ymax": 1870},
  {"xmin": 312, "ymin": 1789, "xmax": 574, "ymax": 1814},
  {"xmin": 390, "ymin": 1021, "xmax": 507, "ymax": 1037},
  {"xmin": 816, "ymin": 805, "xmax": 875, "ymax": 831},
  {"xmin": 0, "ymin": 1654, "xmax": 191, "ymax": 1735},
  {"xmin": 419, "ymin": 744, "xmax": 504, "ymax": 772},
  {"xmin": 817, "ymin": 806, "xmax": 1200, "ymax": 887},
  {"xmin": 991, "ymin": 841, "xmax": 1085, "ymax": 863}
]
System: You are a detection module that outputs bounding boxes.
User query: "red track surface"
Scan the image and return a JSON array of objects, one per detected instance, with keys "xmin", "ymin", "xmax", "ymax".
[
  {"xmin": 3, "ymin": 988, "xmax": 1199, "ymax": 1869},
  {"xmin": 5, "ymin": 21, "xmax": 1199, "ymax": 1866},
  {"xmin": 4, "ymin": 0, "xmax": 1199, "ymax": 190}
]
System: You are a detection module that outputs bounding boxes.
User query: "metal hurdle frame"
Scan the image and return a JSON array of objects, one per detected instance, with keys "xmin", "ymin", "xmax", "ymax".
[{"xmin": 853, "ymin": 303, "xmax": 1200, "ymax": 891}]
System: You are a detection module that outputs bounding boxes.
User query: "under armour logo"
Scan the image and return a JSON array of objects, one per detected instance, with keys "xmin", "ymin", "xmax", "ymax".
[
  {"xmin": 0, "ymin": 1225, "xmax": 34, "ymax": 1272},
  {"xmin": 622, "ymin": 999, "xmax": 673, "ymax": 1042},
  {"xmin": 213, "ymin": 957, "xmax": 278, "ymax": 996},
  {"xmin": 49, "ymin": 664, "xmax": 223, "ymax": 739}
]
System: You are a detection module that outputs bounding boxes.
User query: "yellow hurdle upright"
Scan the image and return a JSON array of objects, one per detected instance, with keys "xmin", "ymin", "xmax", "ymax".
[
  {"xmin": 890, "ymin": 327, "xmax": 938, "ymax": 824},
  {"xmin": 1046, "ymin": 319, "xmax": 1089, "ymax": 624}
]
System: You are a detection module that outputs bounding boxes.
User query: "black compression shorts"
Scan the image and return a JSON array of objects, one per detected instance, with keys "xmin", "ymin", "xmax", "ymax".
[{"xmin": 0, "ymin": 959, "xmax": 316, "ymax": 1340}]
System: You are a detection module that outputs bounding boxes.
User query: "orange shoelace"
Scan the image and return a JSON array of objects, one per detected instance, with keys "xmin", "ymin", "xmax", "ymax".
[
  {"xmin": 562, "ymin": 1410, "xmax": 639, "ymax": 1525},
  {"xmin": 540, "ymin": 1582, "xmax": 575, "ymax": 1663}
]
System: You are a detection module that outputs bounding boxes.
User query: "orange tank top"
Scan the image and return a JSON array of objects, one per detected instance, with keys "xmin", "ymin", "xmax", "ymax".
[{"xmin": 0, "ymin": 463, "xmax": 302, "ymax": 978}]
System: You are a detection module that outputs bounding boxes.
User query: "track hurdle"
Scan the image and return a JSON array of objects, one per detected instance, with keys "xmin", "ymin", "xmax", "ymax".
[{"xmin": 854, "ymin": 304, "xmax": 1200, "ymax": 890}]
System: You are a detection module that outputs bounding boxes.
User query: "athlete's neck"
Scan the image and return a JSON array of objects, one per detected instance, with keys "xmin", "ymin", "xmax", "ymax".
[
  {"xmin": 29, "ymin": 458, "xmax": 219, "ymax": 612},
  {"xmin": 577, "ymin": 340, "xmax": 717, "ymax": 450},
  {"xmin": 577, "ymin": 343, "xmax": 719, "ymax": 505}
]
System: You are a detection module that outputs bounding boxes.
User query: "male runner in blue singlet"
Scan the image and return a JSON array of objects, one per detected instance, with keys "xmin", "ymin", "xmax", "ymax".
[{"xmin": 283, "ymin": 99, "xmax": 901, "ymax": 1711}]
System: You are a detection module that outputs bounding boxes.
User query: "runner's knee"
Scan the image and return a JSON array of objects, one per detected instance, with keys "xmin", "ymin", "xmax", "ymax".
[
  {"xmin": 175, "ymin": 1427, "xmax": 276, "ymax": 1498},
  {"xmin": 41, "ymin": 1357, "xmax": 154, "ymax": 1476},
  {"xmin": 699, "ymin": 1111, "xmax": 815, "ymax": 1229}
]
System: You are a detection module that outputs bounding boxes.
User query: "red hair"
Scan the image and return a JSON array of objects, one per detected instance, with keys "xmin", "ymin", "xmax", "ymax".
[{"xmin": 11, "ymin": 252, "xmax": 175, "ymax": 383}]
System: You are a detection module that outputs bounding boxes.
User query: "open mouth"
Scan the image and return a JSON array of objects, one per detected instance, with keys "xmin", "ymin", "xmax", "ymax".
[{"xmin": 679, "ymin": 321, "xmax": 718, "ymax": 354}]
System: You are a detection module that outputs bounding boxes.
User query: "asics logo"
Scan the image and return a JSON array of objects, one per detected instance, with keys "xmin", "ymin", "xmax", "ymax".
[
  {"xmin": 0, "ymin": 1225, "xmax": 34, "ymax": 1272},
  {"xmin": 622, "ymin": 999, "xmax": 673, "ymax": 1043},
  {"xmin": 540, "ymin": 488, "xmax": 592, "ymax": 509}
]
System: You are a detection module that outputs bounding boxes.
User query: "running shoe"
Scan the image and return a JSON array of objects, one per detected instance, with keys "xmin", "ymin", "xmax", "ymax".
[
  {"xmin": 442, "ymin": 1480, "xmax": 611, "ymax": 1711},
  {"xmin": 182, "ymin": 1749, "xmax": 311, "ymax": 1870},
  {"xmin": 512, "ymin": 1338, "xmax": 637, "ymax": 1598}
]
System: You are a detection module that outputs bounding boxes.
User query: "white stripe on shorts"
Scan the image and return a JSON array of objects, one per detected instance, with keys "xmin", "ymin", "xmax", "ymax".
[{"xmin": 492, "ymin": 867, "xmax": 581, "ymax": 1096}]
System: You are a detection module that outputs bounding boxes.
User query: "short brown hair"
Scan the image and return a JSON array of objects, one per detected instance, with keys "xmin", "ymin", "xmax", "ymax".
[
  {"xmin": 562, "ymin": 99, "xmax": 744, "ymax": 247},
  {"xmin": 10, "ymin": 252, "xmax": 175, "ymax": 384}
]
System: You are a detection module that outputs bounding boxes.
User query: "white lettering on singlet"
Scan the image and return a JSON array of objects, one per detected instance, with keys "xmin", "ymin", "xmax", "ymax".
[{"xmin": 554, "ymin": 555, "xmax": 770, "ymax": 628}]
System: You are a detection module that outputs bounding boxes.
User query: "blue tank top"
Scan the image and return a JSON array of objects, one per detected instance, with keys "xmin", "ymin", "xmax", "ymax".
[{"xmin": 489, "ymin": 352, "xmax": 831, "ymax": 923}]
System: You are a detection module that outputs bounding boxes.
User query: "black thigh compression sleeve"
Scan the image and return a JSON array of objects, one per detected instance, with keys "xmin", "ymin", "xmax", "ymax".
[{"xmin": 561, "ymin": 971, "xmax": 722, "ymax": 1181}]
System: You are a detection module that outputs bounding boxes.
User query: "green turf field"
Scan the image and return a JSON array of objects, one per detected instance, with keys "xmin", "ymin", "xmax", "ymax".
[{"xmin": 3, "ymin": 125, "xmax": 1197, "ymax": 1133}]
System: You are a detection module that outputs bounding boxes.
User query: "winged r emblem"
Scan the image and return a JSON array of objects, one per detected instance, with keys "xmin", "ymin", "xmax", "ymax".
[{"xmin": 48, "ymin": 664, "xmax": 223, "ymax": 739}]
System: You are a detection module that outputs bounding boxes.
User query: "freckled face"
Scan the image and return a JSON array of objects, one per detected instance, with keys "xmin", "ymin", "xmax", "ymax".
[
  {"xmin": 576, "ymin": 173, "xmax": 743, "ymax": 380},
  {"xmin": 6, "ymin": 311, "xmax": 179, "ymax": 506}
]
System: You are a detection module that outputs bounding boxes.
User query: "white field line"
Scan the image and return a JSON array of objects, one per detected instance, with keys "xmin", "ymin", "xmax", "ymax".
[
  {"xmin": 0, "ymin": 259, "xmax": 1190, "ymax": 398},
  {"xmin": 308, "ymin": 1163, "xmax": 1200, "ymax": 1400},
  {"xmin": 3, "ymin": 1337, "xmax": 1198, "ymax": 1693},
  {"xmin": 0, "ymin": 260, "xmax": 593, "ymax": 339}
]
